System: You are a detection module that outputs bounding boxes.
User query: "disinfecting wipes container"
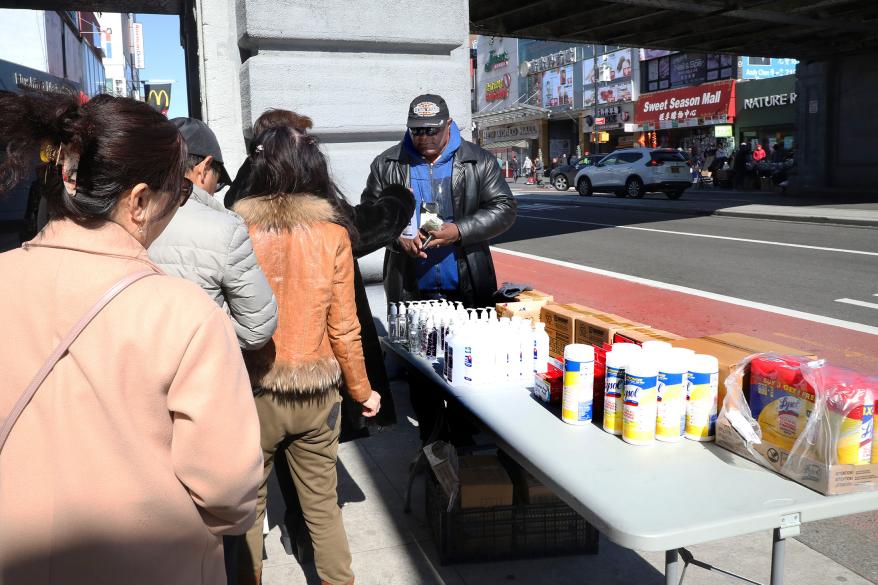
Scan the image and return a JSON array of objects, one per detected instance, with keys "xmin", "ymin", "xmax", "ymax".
[
  {"xmin": 685, "ymin": 354, "xmax": 720, "ymax": 442},
  {"xmin": 562, "ymin": 344, "xmax": 595, "ymax": 425},
  {"xmin": 603, "ymin": 344, "xmax": 639, "ymax": 435},
  {"xmin": 623, "ymin": 354, "xmax": 659, "ymax": 445},
  {"xmin": 656, "ymin": 352, "xmax": 689, "ymax": 442}
]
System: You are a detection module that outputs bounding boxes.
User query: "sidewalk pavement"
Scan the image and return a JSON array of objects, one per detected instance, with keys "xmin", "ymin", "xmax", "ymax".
[
  {"xmin": 260, "ymin": 284, "xmax": 877, "ymax": 585},
  {"xmin": 507, "ymin": 182, "xmax": 878, "ymax": 227}
]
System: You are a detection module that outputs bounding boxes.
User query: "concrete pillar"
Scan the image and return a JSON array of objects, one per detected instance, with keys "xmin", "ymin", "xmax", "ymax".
[
  {"xmin": 234, "ymin": 0, "xmax": 471, "ymax": 280},
  {"xmin": 195, "ymin": 0, "xmax": 248, "ymax": 173},
  {"xmin": 794, "ymin": 59, "xmax": 831, "ymax": 191}
]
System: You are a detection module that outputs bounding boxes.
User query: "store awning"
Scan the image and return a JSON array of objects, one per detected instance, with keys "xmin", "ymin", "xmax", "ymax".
[
  {"xmin": 482, "ymin": 140, "xmax": 530, "ymax": 149},
  {"xmin": 474, "ymin": 104, "xmax": 549, "ymax": 126}
]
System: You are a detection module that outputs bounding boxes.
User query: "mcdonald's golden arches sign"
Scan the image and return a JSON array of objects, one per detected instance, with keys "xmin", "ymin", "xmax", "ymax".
[{"xmin": 145, "ymin": 83, "xmax": 172, "ymax": 116}]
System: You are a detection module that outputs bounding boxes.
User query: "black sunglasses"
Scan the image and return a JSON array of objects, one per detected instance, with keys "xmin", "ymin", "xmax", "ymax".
[
  {"xmin": 179, "ymin": 178, "xmax": 194, "ymax": 207},
  {"xmin": 410, "ymin": 126, "xmax": 444, "ymax": 137}
]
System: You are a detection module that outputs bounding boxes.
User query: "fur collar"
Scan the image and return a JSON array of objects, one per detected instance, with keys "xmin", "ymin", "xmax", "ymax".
[{"xmin": 233, "ymin": 193, "xmax": 338, "ymax": 231}]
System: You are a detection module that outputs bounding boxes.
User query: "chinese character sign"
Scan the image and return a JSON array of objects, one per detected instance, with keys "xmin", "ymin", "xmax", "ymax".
[{"xmin": 740, "ymin": 57, "xmax": 798, "ymax": 80}]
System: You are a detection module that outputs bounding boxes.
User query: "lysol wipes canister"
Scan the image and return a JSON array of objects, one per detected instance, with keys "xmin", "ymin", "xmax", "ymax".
[
  {"xmin": 562, "ymin": 344, "xmax": 595, "ymax": 425},
  {"xmin": 623, "ymin": 353, "xmax": 659, "ymax": 445},
  {"xmin": 685, "ymin": 354, "xmax": 720, "ymax": 442},
  {"xmin": 603, "ymin": 344, "xmax": 639, "ymax": 435}
]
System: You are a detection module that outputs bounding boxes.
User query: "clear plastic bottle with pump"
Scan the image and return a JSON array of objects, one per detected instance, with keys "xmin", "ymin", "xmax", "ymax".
[
  {"xmin": 519, "ymin": 320, "xmax": 534, "ymax": 385},
  {"xmin": 426, "ymin": 317, "xmax": 438, "ymax": 360},
  {"xmin": 397, "ymin": 303, "xmax": 407, "ymax": 344},
  {"xmin": 407, "ymin": 308, "xmax": 420, "ymax": 351},
  {"xmin": 388, "ymin": 303, "xmax": 398, "ymax": 342},
  {"xmin": 533, "ymin": 322, "xmax": 550, "ymax": 374}
]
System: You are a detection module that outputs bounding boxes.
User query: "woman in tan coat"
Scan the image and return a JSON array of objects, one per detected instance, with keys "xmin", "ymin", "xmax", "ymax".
[
  {"xmin": 0, "ymin": 93, "xmax": 263, "ymax": 585},
  {"xmin": 233, "ymin": 123, "xmax": 380, "ymax": 585}
]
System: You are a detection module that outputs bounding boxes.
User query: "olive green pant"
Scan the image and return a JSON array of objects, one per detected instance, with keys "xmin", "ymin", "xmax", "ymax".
[{"xmin": 240, "ymin": 390, "xmax": 353, "ymax": 585}]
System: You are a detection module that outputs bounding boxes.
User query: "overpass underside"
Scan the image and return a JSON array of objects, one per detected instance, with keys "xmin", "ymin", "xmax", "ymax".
[
  {"xmin": 3, "ymin": 0, "xmax": 877, "ymax": 196},
  {"xmin": 470, "ymin": 0, "xmax": 878, "ymax": 60}
]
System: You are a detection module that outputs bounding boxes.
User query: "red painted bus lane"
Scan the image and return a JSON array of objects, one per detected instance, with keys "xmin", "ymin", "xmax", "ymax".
[{"xmin": 492, "ymin": 249, "xmax": 878, "ymax": 375}]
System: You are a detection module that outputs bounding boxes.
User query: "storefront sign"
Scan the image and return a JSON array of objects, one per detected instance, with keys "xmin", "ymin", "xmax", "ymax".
[
  {"xmin": 582, "ymin": 103, "xmax": 635, "ymax": 132},
  {"xmin": 742, "ymin": 91, "xmax": 797, "ymax": 110},
  {"xmin": 670, "ymin": 53, "xmax": 707, "ymax": 87},
  {"xmin": 131, "ymin": 22, "xmax": 145, "ymax": 69},
  {"xmin": 734, "ymin": 75, "xmax": 796, "ymax": 128},
  {"xmin": 476, "ymin": 36, "xmax": 519, "ymax": 111},
  {"xmin": 481, "ymin": 122, "xmax": 540, "ymax": 144},
  {"xmin": 528, "ymin": 47, "xmax": 578, "ymax": 74},
  {"xmin": 484, "ymin": 48, "xmax": 510, "ymax": 73},
  {"xmin": 485, "ymin": 74, "xmax": 512, "ymax": 102},
  {"xmin": 635, "ymin": 80, "xmax": 736, "ymax": 126},
  {"xmin": 0, "ymin": 58, "xmax": 78, "ymax": 96},
  {"xmin": 739, "ymin": 56, "xmax": 798, "ymax": 80}
]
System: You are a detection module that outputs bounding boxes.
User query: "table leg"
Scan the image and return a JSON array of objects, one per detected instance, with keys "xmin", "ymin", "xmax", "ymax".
[
  {"xmin": 770, "ymin": 528, "xmax": 785, "ymax": 585},
  {"xmin": 665, "ymin": 549, "xmax": 680, "ymax": 585}
]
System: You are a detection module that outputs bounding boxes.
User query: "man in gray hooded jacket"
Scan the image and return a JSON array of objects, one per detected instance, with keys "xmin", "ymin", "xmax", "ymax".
[{"xmin": 149, "ymin": 118, "xmax": 277, "ymax": 350}]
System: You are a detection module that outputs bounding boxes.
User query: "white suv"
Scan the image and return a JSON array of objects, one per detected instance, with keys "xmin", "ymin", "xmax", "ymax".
[{"xmin": 573, "ymin": 147, "xmax": 692, "ymax": 199}]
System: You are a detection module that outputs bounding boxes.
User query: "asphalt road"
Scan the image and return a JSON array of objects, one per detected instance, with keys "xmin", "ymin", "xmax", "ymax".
[
  {"xmin": 496, "ymin": 196, "xmax": 878, "ymax": 328},
  {"xmin": 492, "ymin": 194, "xmax": 878, "ymax": 584}
]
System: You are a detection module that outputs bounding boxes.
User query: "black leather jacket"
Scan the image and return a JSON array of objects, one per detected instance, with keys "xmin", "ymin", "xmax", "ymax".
[{"xmin": 361, "ymin": 138, "xmax": 517, "ymax": 308}]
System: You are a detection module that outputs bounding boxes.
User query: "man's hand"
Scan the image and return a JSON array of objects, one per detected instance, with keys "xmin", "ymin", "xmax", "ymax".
[
  {"xmin": 360, "ymin": 390, "xmax": 382, "ymax": 418},
  {"xmin": 398, "ymin": 233, "xmax": 427, "ymax": 259},
  {"xmin": 423, "ymin": 223, "xmax": 460, "ymax": 250}
]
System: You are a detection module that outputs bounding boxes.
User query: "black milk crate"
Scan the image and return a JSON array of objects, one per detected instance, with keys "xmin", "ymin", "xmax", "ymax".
[{"xmin": 425, "ymin": 471, "xmax": 599, "ymax": 564}]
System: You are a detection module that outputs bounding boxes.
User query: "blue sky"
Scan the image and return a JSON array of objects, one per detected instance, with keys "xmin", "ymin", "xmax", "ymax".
[{"xmin": 138, "ymin": 13, "xmax": 188, "ymax": 119}]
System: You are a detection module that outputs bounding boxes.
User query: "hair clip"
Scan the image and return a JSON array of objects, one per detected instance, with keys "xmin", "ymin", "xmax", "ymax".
[
  {"xmin": 39, "ymin": 142, "xmax": 60, "ymax": 164},
  {"xmin": 254, "ymin": 144, "xmax": 264, "ymax": 153},
  {"xmin": 57, "ymin": 144, "xmax": 79, "ymax": 198}
]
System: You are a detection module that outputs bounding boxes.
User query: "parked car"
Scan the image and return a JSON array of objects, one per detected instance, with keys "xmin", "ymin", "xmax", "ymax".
[
  {"xmin": 573, "ymin": 148, "xmax": 692, "ymax": 199},
  {"xmin": 549, "ymin": 154, "xmax": 603, "ymax": 191}
]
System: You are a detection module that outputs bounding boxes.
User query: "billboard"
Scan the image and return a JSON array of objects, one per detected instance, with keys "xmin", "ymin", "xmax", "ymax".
[
  {"xmin": 476, "ymin": 36, "xmax": 519, "ymax": 112},
  {"xmin": 583, "ymin": 48, "xmax": 635, "ymax": 108},
  {"xmin": 145, "ymin": 83, "xmax": 172, "ymax": 116},
  {"xmin": 542, "ymin": 65, "xmax": 574, "ymax": 108},
  {"xmin": 739, "ymin": 57, "xmax": 798, "ymax": 80}
]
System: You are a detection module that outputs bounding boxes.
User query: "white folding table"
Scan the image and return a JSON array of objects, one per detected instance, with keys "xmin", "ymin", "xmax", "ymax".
[{"xmin": 381, "ymin": 338, "xmax": 878, "ymax": 585}]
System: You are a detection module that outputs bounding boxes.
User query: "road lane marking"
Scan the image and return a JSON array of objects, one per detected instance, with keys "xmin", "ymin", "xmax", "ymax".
[
  {"xmin": 491, "ymin": 246, "xmax": 878, "ymax": 336},
  {"xmin": 836, "ymin": 298, "xmax": 878, "ymax": 311},
  {"xmin": 516, "ymin": 214, "xmax": 878, "ymax": 257}
]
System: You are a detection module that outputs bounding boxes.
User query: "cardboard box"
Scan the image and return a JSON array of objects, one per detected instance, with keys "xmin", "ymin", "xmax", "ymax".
[
  {"xmin": 613, "ymin": 326, "xmax": 683, "ymax": 345},
  {"xmin": 716, "ymin": 418, "xmax": 878, "ymax": 495},
  {"xmin": 496, "ymin": 299, "xmax": 546, "ymax": 322},
  {"xmin": 716, "ymin": 356, "xmax": 877, "ymax": 495},
  {"xmin": 516, "ymin": 289, "xmax": 554, "ymax": 303},
  {"xmin": 516, "ymin": 470, "xmax": 560, "ymax": 505},
  {"xmin": 458, "ymin": 455, "xmax": 514, "ymax": 509},
  {"xmin": 533, "ymin": 363, "xmax": 563, "ymax": 404},
  {"xmin": 573, "ymin": 313, "xmax": 641, "ymax": 347},
  {"xmin": 673, "ymin": 333, "xmax": 818, "ymax": 407}
]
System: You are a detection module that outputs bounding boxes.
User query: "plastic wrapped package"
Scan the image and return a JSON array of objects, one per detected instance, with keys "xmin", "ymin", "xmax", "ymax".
[{"xmin": 716, "ymin": 353, "xmax": 877, "ymax": 495}]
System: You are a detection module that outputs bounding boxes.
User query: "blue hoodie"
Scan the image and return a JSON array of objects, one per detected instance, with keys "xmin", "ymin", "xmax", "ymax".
[{"xmin": 402, "ymin": 121, "xmax": 461, "ymax": 292}]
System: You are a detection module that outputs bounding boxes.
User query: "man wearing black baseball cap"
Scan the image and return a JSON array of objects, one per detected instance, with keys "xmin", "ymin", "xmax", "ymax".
[
  {"xmin": 149, "ymin": 117, "xmax": 278, "ymax": 353},
  {"xmin": 361, "ymin": 93, "xmax": 516, "ymax": 443}
]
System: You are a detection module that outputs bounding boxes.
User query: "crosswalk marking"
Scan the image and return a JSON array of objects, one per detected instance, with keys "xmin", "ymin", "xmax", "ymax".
[{"xmin": 835, "ymin": 298, "xmax": 878, "ymax": 311}]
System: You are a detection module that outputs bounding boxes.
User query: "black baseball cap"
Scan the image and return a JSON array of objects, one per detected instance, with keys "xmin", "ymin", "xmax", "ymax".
[
  {"xmin": 406, "ymin": 94, "xmax": 450, "ymax": 128},
  {"xmin": 171, "ymin": 117, "xmax": 232, "ymax": 187}
]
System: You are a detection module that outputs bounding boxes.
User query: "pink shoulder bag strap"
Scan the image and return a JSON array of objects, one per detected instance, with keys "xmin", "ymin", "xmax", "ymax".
[{"xmin": 0, "ymin": 269, "xmax": 159, "ymax": 454}]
